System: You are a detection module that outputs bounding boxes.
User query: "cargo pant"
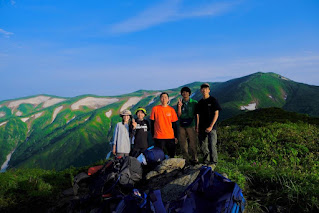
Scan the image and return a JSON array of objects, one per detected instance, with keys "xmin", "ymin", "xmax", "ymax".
[
  {"xmin": 198, "ymin": 129, "xmax": 218, "ymax": 164},
  {"xmin": 179, "ymin": 126, "xmax": 198, "ymax": 162}
]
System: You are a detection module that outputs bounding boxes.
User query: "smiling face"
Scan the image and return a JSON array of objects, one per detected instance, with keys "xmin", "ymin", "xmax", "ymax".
[
  {"xmin": 136, "ymin": 110, "xmax": 145, "ymax": 120},
  {"xmin": 122, "ymin": 115, "xmax": 130, "ymax": 123},
  {"xmin": 160, "ymin": 93, "xmax": 169, "ymax": 106},
  {"xmin": 181, "ymin": 91, "xmax": 190, "ymax": 100},
  {"xmin": 201, "ymin": 87, "xmax": 210, "ymax": 98}
]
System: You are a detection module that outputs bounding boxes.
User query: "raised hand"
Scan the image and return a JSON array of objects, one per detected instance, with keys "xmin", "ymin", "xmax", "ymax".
[
  {"xmin": 132, "ymin": 118, "xmax": 137, "ymax": 129},
  {"xmin": 178, "ymin": 98, "xmax": 183, "ymax": 108}
]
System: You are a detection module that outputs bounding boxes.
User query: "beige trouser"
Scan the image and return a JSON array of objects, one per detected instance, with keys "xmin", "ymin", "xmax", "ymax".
[{"xmin": 179, "ymin": 126, "xmax": 198, "ymax": 162}]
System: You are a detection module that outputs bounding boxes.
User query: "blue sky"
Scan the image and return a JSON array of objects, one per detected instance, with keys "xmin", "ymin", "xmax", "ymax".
[{"xmin": 1, "ymin": 0, "xmax": 319, "ymax": 100}]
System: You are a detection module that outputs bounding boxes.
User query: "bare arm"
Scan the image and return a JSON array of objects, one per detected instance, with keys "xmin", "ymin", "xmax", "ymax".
[
  {"xmin": 205, "ymin": 110, "xmax": 219, "ymax": 133},
  {"xmin": 112, "ymin": 144, "xmax": 116, "ymax": 155},
  {"xmin": 177, "ymin": 98, "xmax": 182, "ymax": 117},
  {"xmin": 112, "ymin": 124, "xmax": 119, "ymax": 155},
  {"xmin": 195, "ymin": 114, "xmax": 199, "ymax": 133}
]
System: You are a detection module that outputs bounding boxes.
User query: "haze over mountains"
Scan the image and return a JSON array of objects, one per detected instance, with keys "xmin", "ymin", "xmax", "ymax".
[{"xmin": 0, "ymin": 72, "xmax": 318, "ymax": 171}]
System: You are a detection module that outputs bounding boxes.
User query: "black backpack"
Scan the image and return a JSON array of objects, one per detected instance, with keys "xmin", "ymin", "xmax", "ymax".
[
  {"xmin": 117, "ymin": 156, "xmax": 143, "ymax": 188},
  {"xmin": 88, "ymin": 156, "xmax": 142, "ymax": 196},
  {"xmin": 68, "ymin": 157, "xmax": 143, "ymax": 212}
]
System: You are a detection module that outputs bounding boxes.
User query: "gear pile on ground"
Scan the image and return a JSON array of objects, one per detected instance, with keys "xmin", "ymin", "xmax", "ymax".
[{"xmin": 50, "ymin": 156, "xmax": 245, "ymax": 213}]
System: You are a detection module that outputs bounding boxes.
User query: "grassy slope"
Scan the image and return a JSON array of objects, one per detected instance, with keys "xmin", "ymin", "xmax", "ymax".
[
  {"xmin": 0, "ymin": 118, "xmax": 28, "ymax": 166},
  {"xmin": 217, "ymin": 107, "xmax": 319, "ymax": 212},
  {"xmin": 283, "ymin": 82, "xmax": 319, "ymax": 117},
  {"xmin": 0, "ymin": 107, "xmax": 318, "ymax": 212},
  {"xmin": 2, "ymin": 72, "xmax": 319, "ymax": 170},
  {"xmin": 9, "ymin": 99, "xmax": 127, "ymax": 170},
  {"xmin": 0, "ymin": 106, "xmax": 12, "ymax": 122},
  {"xmin": 211, "ymin": 72, "xmax": 291, "ymax": 120}
]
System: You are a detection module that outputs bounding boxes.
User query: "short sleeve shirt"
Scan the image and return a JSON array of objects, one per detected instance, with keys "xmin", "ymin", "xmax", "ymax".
[
  {"xmin": 133, "ymin": 119, "xmax": 150, "ymax": 149},
  {"xmin": 150, "ymin": 105, "xmax": 178, "ymax": 139},
  {"xmin": 196, "ymin": 96, "xmax": 222, "ymax": 130}
]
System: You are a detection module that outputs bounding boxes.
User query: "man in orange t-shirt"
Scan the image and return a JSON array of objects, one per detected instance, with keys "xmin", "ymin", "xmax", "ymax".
[{"xmin": 150, "ymin": 92, "xmax": 178, "ymax": 158}]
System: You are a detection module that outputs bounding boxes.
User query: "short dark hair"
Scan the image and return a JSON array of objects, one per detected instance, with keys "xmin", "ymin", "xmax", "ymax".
[
  {"xmin": 160, "ymin": 92, "xmax": 169, "ymax": 98},
  {"xmin": 200, "ymin": 83, "xmax": 210, "ymax": 89},
  {"xmin": 180, "ymin": 87, "xmax": 191, "ymax": 95}
]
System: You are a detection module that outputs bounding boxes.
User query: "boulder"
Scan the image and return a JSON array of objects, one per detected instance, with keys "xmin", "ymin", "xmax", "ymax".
[{"xmin": 145, "ymin": 158, "xmax": 185, "ymax": 180}]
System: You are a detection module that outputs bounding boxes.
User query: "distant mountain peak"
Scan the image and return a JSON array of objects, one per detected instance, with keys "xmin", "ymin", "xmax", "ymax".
[
  {"xmin": 4, "ymin": 95, "xmax": 67, "ymax": 112},
  {"xmin": 71, "ymin": 97, "xmax": 119, "ymax": 110},
  {"xmin": 1, "ymin": 72, "xmax": 318, "ymax": 171}
]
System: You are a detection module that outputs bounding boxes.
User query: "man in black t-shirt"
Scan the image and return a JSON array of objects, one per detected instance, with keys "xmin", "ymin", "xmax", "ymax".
[
  {"xmin": 195, "ymin": 83, "xmax": 222, "ymax": 165},
  {"xmin": 131, "ymin": 107, "xmax": 150, "ymax": 157}
]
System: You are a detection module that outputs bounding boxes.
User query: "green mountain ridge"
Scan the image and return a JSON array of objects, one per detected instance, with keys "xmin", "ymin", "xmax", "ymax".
[{"xmin": 0, "ymin": 72, "xmax": 318, "ymax": 171}]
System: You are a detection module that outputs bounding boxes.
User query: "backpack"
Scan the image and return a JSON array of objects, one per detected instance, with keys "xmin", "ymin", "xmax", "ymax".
[
  {"xmin": 117, "ymin": 156, "xmax": 143, "ymax": 188},
  {"xmin": 143, "ymin": 147, "xmax": 165, "ymax": 165},
  {"xmin": 68, "ymin": 157, "xmax": 143, "ymax": 212},
  {"xmin": 71, "ymin": 156, "xmax": 143, "ymax": 197},
  {"xmin": 168, "ymin": 166, "xmax": 246, "ymax": 213},
  {"xmin": 115, "ymin": 189, "xmax": 166, "ymax": 213},
  {"xmin": 87, "ymin": 156, "xmax": 142, "ymax": 196},
  {"xmin": 68, "ymin": 161, "xmax": 120, "ymax": 212}
]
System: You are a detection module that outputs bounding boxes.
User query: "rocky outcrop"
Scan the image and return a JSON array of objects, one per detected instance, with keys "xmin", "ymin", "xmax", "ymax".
[
  {"xmin": 143, "ymin": 158, "xmax": 217, "ymax": 202},
  {"xmin": 145, "ymin": 158, "xmax": 186, "ymax": 180},
  {"xmin": 52, "ymin": 158, "xmax": 220, "ymax": 212}
]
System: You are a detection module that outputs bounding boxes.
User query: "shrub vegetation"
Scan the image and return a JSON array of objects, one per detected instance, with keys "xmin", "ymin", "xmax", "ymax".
[
  {"xmin": 216, "ymin": 108, "xmax": 319, "ymax": 212},
  {"xmin": 0, "ymin": 107, "xmax": 318, "ymax": 212}
]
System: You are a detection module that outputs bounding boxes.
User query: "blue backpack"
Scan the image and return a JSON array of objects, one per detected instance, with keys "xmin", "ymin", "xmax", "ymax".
[
  {"xmin": 168, "ymin": 166, "xmax": 246, "ymax": 213},
  {"xmin": 143, "ymin": 146, "xmax": 165, "ymax": 165},
  {"xmin": 115, "ymin": 189, "xmax": 166, "ymax": 213}
]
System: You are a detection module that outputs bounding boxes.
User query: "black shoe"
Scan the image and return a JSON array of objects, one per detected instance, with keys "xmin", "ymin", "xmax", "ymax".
[
  {"xmin": 183, "ymin": 160, "xmax": 191, "ymax": 169},
  {"xmin": 190, "ymin": 160, "xmax": 198, "ymax": 166},
  {"xmin": 202, "ymin": 154, "xmax": 209, "ymax": 164}
]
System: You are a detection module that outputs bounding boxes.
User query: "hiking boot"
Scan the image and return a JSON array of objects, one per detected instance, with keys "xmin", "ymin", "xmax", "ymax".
[{"xmin": 210, "ymin": 163, "xmax": 217, "ymax": 170}]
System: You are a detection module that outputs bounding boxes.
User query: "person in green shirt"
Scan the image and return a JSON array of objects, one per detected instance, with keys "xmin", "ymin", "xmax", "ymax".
[{"xmin": 177, "ymin": 87, "xmax": 198, "ymax": 165}]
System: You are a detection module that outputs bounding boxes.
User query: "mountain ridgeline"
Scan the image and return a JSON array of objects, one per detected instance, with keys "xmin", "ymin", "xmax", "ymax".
[{"xmin": 0, "ymin": 72, "xmax": 318, "ymax": 170}]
